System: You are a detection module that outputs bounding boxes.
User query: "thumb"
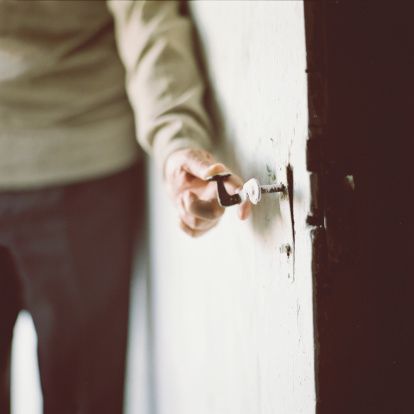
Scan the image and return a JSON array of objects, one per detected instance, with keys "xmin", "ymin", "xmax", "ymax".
[{"xmin": 182, "ymin": 150, "xmax": 229, "ymax": 180}]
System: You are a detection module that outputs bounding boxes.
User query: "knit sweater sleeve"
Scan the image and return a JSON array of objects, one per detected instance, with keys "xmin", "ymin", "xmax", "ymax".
[{"xmin": 106, "ymin": 0, "xmax": 212, "ymax": 171}]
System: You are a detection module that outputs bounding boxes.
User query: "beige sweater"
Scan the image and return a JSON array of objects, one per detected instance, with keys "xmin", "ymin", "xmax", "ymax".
[{"xmin": 0, "ymin": 0, "xmax": 212, "ymax": 189}]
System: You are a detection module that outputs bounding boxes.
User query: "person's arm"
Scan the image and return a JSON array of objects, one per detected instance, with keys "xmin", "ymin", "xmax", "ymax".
[{"xmin": 107, "ymin": 0, "xmax": 249, "ymax": 236}]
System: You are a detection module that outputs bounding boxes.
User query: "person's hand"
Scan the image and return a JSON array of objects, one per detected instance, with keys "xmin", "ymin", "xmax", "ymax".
[{"xmin": 165, "ymin": 148, "xmax": 251, "ymax": 237}]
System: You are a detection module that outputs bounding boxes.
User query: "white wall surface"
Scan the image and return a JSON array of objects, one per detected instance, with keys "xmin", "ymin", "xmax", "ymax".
[
  {"xmin": 149, "ymin": 2, "xmax": 315, "ymax": 414},
  {"xmin": 11, "ymin": 312, "xmax": 42, "ymax": 414}
]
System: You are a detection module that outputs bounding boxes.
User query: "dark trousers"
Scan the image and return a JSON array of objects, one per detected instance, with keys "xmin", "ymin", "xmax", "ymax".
[{"xmin": 0, "ymin": 163, "xmax": 143, "ymax": 414}]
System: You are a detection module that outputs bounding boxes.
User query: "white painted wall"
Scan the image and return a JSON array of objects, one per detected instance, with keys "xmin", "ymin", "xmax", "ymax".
[
  {"xmin": 11, "ymin": 312, "xmax": 42, "ymax": 414},
  {"xmin": 149, "ymin": 2, "xmax": 315, "ymax": 414}
]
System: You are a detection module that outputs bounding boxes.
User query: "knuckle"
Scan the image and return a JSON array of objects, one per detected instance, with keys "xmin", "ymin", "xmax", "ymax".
[
  {"xmin": 188, "ymin": 216, "xmax": 199, "ymax": 229},
  {"xmin": 180, "ymin": 213, "xmax": 199, "ymax": 230},
  {"xmin": 173, "ymin": 170, "xmax": 189, "ymax": 192},
  {"xmin": 183, "ymin": 191, "xmax": 197, "ymax": 212},
  {"xmin": 179, "ymin": 220, "xmax": 195, "ymax": 237}
]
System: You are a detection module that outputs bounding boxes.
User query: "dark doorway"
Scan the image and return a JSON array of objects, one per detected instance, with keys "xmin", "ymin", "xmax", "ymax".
[{"xmin": 305, "ymin": 2, "xmax": 414, "ymax": 413}]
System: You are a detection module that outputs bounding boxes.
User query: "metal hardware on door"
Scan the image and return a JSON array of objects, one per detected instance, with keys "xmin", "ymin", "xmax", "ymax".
[{"xmin": 207, "ymin": 173, "xmax": 286, "ymax": 207}]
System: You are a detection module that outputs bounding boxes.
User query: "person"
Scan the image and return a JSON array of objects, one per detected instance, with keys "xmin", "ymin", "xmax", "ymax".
[{"xmin": 0, "ymin": 1, "xmax": 250, "ymax": 413}]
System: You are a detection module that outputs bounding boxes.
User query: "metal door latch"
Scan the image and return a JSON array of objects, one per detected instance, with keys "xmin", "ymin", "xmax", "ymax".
[{"xmin": 207, "ymin": 173, "xmax": 286, "ymax": 207}]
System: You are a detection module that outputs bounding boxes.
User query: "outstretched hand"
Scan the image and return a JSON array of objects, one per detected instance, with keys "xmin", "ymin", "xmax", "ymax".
[{"xmin": 165, "ymin": 148, "xmax": 251, "ymax": 237}]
